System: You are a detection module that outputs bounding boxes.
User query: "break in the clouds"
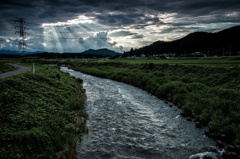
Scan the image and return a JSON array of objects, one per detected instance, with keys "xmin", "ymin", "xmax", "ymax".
[{"xmin": 0, "ymin": 0, "xmax": 240, "ymax": 53}]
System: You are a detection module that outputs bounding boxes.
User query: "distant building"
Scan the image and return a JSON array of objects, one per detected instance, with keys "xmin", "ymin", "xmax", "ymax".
[
  {"xmin": 165, "ymin": 53, "xmax": 177, "ymax": 57},
  {"xmin": 191, "ymin": 51, "xmax": 202, "ymax": 56},
  {"xmin": 154, "ymin": 54, "xmax": 167, "ymax": 59}
]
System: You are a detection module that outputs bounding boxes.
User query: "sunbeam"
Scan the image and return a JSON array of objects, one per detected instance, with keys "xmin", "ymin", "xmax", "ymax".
[{"xmin": 41, "ymin": 15, "xmax": 117, "ymax": 53}]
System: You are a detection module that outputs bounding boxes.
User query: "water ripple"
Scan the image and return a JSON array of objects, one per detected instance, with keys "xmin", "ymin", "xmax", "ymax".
[{"xmin": 61, "ymin": 67, "xmax": 223, "ymax": 159}]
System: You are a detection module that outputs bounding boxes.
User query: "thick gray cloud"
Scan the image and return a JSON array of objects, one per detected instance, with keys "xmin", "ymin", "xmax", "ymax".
[
  {"xmin": 110, "ymin": 31, "xmax": 144, "ymax": 39},
  {"xmin": 132, "ymin": 34, "xmax": 144, "ymax": 39},
  {"xmin": 1, "ymin": 0, "xmax": 239, "ymax": 27},
  {"xmin": 110, "ymin": 31, "xmax": 137, "ymax": 37},
  {"xmin": 0, "ymin": 0, "xmax": 240, "ymax": 52}
]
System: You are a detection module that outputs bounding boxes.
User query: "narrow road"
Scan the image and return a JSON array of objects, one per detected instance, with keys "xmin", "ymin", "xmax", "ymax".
[{"xmin": 0, "ymin": 64, "xmax": 31, "ymax": 78}]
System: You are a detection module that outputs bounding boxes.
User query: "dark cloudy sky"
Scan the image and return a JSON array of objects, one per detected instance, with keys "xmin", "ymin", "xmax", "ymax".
[{"xmin": 0, "ymin": 0, "xmax": 240, "ymax": 53}]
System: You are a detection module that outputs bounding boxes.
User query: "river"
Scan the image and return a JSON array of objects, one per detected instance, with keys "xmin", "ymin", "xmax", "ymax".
[{"xmin": 61, "ymin": 67, "xmax": 223, "ymax": 159}]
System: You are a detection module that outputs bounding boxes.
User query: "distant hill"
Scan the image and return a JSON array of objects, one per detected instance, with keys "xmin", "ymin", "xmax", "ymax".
[
  {"xmin": 0, "ymin": 48, "xmax": 121, "ymax": 56},
  {"xmin": 0, "ymin": 50, "xmax": 42, "ymax": 55},
  {"xmin": 81, "ymin": 48, "xmax": 121, "ymax": 56},
  {"xmin": 0, "ymin": 50, "xmax": 18, "ymax": 55},
  {"xmin": 0, "ymin": 48, "xmax": 122, "ymax": 58},
  {"xmin": 124, "ymin": 25, "xmax": 240, "ymax": 57}
]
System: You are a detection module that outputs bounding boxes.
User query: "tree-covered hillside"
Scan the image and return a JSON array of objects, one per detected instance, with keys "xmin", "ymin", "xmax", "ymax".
[{"xmin": 124, "ymin": 25, "xmax": 240, "ymax": 57}]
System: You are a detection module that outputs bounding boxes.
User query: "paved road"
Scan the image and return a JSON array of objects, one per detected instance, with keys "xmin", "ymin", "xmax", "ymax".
[{"xmin": 0, "ymin": 64, "xmax": 31, "ymax": 78}]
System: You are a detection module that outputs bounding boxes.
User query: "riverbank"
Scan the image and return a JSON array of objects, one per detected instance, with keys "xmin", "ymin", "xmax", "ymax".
[
  {"xmin": 0, "ymin": 64, "xmax": 88, "ymax": 159},
  {"xmin": 71, "ymin": 61, "xmax": 240, "ymax": 145}
]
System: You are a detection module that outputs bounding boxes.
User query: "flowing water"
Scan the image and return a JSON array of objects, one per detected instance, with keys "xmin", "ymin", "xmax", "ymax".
[{"xmin": 61, "ymin": 67, "xmax": 224, "ymax": 159}]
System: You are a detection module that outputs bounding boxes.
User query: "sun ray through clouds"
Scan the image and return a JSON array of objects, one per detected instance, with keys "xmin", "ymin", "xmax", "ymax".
[{"xmin": 41, "ymin": 15, "xmax": 117, "ymax": 52}]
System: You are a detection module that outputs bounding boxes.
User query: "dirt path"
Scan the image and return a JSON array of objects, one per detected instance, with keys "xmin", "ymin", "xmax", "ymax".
[{"xmin": 0, "ymin": 64, "xmax": 31, "ymax": 78}]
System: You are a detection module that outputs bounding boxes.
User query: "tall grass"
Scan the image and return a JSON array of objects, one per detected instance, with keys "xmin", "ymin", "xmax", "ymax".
[{"xmin": 0, "ymin": 65, "xmax": 88, "ymax": 159}]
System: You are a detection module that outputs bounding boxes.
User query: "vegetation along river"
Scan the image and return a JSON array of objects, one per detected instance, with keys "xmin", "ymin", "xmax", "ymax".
[{"xmin": 61, "ymin": 67, "xmax": 224, "ymax": 159}]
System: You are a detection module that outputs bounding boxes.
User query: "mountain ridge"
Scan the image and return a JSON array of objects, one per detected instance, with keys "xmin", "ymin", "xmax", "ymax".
[
  {"xmin": 124, "ymin": 25, "xmax": 240, "ymax": 57},
  {"xmin": 0, "ymin": 48, "xmax": 121, "ymax": 56},
  {"xmin": 81, "ymin": 48, "xmax": 121, "ymax": 56}
]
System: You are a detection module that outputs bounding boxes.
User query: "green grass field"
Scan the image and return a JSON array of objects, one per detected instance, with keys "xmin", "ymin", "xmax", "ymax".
[
  {"xmin": 0, "ymin": 64, "xmax": 88, "ymax": 159},
  {"xmin": 110, "ymin": 57, "xmax": 240, "ymax": 65},
  {"xmin": 0, "ymin": 62, "xmax": 17, "ymax": 73},
  {"xmin": 8, "ymin": 56, "xmax": 240, "ymax": 67}
]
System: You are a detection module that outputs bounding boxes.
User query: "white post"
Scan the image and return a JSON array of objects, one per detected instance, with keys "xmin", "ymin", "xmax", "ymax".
[{"xmin": 33, "ymin": 63, "xmax": 35, "ymax": 74}]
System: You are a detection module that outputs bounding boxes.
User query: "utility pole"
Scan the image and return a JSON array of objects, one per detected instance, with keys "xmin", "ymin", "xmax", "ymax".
[{"xmin": 15, "ymin": 17, "xmax": 27, "ymax": 57}]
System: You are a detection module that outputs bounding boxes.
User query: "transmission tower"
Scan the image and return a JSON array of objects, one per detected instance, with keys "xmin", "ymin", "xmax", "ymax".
[{"xmin": 15, "ymin": 17, "xmax": 27, "ymax": 57}]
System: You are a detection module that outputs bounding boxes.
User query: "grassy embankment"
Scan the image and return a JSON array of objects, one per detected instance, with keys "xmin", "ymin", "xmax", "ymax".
[
  {"xmin": 0, "ymin": 64, "xmax": 88, "ymax": 159},
  {"xmin": 71, "ymin": 59, "xmax": 240, "ymax": 143},
  {"xmin": 0, "ymin": 62, "xmax": 17, "ymax": 73}
]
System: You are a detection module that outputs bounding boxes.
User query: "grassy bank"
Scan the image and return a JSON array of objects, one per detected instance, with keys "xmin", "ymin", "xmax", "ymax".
[
  {"xmin": 0, "ymin": 62, "xmax": 17, "ymax": 73},
  {"xmin": 71, "ymin": 61, "xmax": 240, "ymax": 143},
  {"xmin": 0, "ymin": 64, "xmax": 88, "ymax": 159}
]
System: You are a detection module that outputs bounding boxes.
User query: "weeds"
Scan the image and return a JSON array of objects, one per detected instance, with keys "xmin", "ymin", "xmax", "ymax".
[{"xmin": 0, "ymin": 64, "xmax": 87, "ymax": 159}]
